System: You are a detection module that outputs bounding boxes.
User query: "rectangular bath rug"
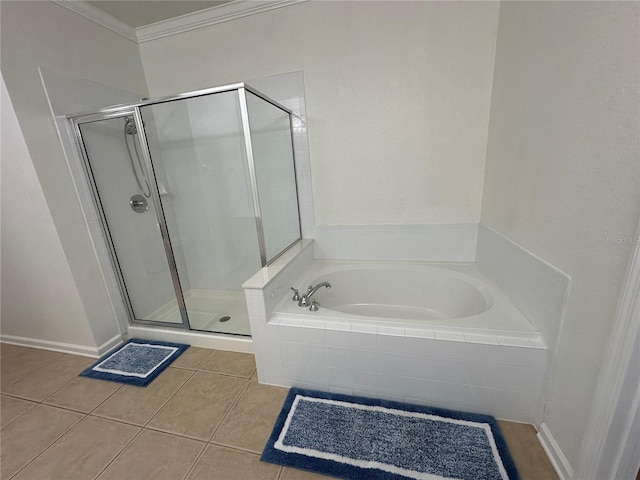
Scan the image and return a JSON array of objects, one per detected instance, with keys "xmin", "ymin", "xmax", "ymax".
[
  {"xmin": 262, "ymin": 388, "xmax": 519, "ymax": 480},
  {"xmin": 79, "ymin": 338, "xmax": 189, "ymax": 387}
]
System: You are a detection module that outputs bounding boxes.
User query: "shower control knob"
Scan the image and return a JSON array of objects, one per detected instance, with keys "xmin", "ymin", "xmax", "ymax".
[{"xmin": 129, "ymin": 194, "xmax": 148, "ymax": 213}]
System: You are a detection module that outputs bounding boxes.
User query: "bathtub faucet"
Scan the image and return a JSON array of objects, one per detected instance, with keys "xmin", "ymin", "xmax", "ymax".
[{"xmin": 298, "ymin": 282, "xmax": 331, "ymax": 308}]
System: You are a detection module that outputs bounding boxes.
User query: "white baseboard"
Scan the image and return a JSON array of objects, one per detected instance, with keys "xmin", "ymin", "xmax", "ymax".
[
  {"xmin": 96, "ymin": 334, "xmax": 125, "ymax": 356},
  {"xmin": 0, "ymin": 334, "xmax": 114, "ymax": 358},
  {"xmin": 0, "ymin": 328, "xmax": 246, "ymax": 358},
  {"xmin": 126, "ymin": 326, "xmax": 253, "ymax": 354},
  {"xmin": 538, "ymin": 422, "xmax": 574, "ymax": 480}
]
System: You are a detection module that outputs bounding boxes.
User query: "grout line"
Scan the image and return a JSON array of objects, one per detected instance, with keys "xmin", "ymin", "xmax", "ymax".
[
  {"xmin": 176, "ymin": 365, "xmax": 255, "ymax": 380},
  {"xmin": 194, "ymin": 440, "xmax": 273, "ymax": 461},
  {"xmin": 170, "ymin": 348, "xmax": 215, "ymax": 372},
  {"xmin": 91, "ymin": 425, "xmax": 145, "ymax": 480},
  {"xmin": 207, "ymin": 376, "xmax": 252, "ymax": 443},
  {"xmin": 8, "ymin": 411, "xmax": 88, "ymax": 480},
  {"xmin": 180, "ymin": 442, "xmax": 209, "ymax": 480},
  {"xmin": 88, "ymin": 368, "xmax": 197, "ymax": 429},
  {"xmin": 208, "ymin": 438, "xmax": 265, "ymax": 456},
  {"xmin": 41, "ymin": 382, "xmax": 124, "ymax": 415},
  {"xmin": 86, "ymin": 384, "xmax": 124, "ymax": 415},
  {"xmin": 89, "ymin": 411, "xmax": 148, "ymax": 429},
  {"xmin": 0, "ymin": 395, "xmax": 38, "ymax": 431},
  {"xmin": 39, "ymin": 369, "xmax": 92, "ymax": 404},
  {"xmin": 143, "ymin": 424, "xmax": 210, "ymax": 443},
  {"xmin": 141, "ymin": 368, "xmax": 198, "ymax": 429}
]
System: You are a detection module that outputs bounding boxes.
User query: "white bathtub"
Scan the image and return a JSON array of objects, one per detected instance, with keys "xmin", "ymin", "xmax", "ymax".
[
  {"xmin": 276, "ymin": 261, "xmax": 538, "ymax": 338},
  {"xmin": 246, "ymin": 252, "xmax": 548, "ymax": 423}
]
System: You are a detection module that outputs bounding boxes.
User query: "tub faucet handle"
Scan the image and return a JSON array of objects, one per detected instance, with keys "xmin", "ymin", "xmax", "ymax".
[
  {"xmin": 309, "ymin": 299, "xmax": 320, "ymax": 311},
  {"xmin": 290, "ymin": 287, "xmax": 300, "ymax": 301}
]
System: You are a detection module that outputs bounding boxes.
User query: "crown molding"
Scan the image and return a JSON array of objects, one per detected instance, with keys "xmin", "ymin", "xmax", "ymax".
[
  {"xmin": 136, "ymin": 0, "xmax": 308, "ymax": 43},
  {"xmin": 52, "ymin": 1, "xmax": 137, "ymax": 42},
  {"xmin": 52, "ymin": 0, "xmax": 306, "ymax": 45}
]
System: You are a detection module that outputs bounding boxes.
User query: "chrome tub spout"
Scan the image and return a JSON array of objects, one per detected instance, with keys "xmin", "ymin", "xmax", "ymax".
[{"xmin": 298, "ymin": 282, "xmax": 331, "ymax": 308}]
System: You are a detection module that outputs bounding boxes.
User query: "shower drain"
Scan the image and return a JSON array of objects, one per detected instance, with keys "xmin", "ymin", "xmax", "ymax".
[{"xmin": 218, "ymin": 316, "xmax": 231, "ymax": 323}]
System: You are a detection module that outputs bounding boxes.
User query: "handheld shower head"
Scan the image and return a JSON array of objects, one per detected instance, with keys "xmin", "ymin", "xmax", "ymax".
[{"xmin": 124, "ymin": 117, "xmax": 137, "ymax": 135}]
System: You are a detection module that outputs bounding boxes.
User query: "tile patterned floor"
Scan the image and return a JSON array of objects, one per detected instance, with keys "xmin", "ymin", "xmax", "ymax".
[{"xmin": 0, "ymin": 343, "xmax": 559, "ymax": 480}]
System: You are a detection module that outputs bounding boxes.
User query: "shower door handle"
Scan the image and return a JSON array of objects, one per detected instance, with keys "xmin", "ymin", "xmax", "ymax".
[{"xmin": 129, "ymin": 194, "xmax": 148, "ymax": 213}]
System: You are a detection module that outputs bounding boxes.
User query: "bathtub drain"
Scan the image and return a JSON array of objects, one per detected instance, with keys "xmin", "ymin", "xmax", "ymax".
[{"xmin": 219, "ymin": 316, "xmax": 231, "ymax": 323}]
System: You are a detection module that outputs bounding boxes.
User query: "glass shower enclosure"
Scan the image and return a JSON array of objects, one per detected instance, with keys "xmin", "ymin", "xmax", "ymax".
[{"xmin": 71, "ymin": 83, "xmax": 301, "ymax": 336}]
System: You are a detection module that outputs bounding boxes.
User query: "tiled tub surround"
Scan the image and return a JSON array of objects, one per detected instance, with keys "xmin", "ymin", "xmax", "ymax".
[
  {"xmin": 244, "ymin": 245, "xmax": 549, "ymax": 424},
  {"xmin": 476, "ymin": 224, "xmax": 571, "ymax": 350}
]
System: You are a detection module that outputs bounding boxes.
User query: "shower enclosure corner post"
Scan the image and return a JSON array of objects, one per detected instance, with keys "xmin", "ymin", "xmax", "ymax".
[
  {"xmin": 131, "ymin": 107, "xmax": 190, "ymax": 329},
  {"xmin": 238, "ymin": 86, "xmax": 268, "ymax": 267}
]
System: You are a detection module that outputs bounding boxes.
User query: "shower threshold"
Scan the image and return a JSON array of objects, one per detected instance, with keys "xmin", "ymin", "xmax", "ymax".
[{"xmin": 146, "ymin": 289, "xmax": 251, "ymax": 336}]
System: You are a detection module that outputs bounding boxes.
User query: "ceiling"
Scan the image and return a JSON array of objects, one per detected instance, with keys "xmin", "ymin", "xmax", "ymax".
[{"xmin": 87, "ymin": 1, "xmax": 231, "ymax": 28}]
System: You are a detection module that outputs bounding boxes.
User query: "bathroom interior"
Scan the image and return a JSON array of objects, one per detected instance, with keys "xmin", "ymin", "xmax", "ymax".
[{"xmin": 1, "ymin": 1, "xmax": 638, "ymax": 480}]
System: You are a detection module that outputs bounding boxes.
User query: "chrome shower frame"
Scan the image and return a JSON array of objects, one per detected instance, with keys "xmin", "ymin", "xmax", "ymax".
[{"xmin": 69, "ymin": 82, "xmax": 303, "ymax": 330}]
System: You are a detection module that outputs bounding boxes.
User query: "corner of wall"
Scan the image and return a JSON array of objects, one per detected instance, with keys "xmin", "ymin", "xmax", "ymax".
[{"xmin": 538, "ymin": 423, "xmax": 574, "ymax": 480}]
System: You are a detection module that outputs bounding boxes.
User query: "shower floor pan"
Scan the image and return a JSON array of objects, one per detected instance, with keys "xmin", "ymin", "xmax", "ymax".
[{"xmin": 146, "ymin": 289, "xmax": 251, "ymax": 336}]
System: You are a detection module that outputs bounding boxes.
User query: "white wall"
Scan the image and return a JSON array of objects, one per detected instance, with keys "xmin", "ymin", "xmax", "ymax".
[
  {"xmin": 1, "ymin": 75, "xmax": 96, "ymax": 351},
  {"xmin": 138, "ymin": 1, "xmax": 500, "ymax": 227},
  {"xmin": 0, "ymin": 1, "xmax": 148, "ymax": 352},
  {"xmin": 481, "ymin": 1, "xmax": 640, "ymax": 472}
]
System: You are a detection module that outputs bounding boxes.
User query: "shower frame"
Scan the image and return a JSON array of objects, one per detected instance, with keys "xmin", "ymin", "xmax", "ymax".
[{"xmin": 69, "ymin": 82, "xmax": 302, "ymax": 331}]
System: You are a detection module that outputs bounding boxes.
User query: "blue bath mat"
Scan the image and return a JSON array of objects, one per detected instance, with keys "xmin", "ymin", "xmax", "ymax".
[
  {"xmin": 262, "ymin": 388, "xmax": 519, "ymax": 480},
  {"xmin": 79, "ymin": 338, "xmax": 189, "ymax": 387}
]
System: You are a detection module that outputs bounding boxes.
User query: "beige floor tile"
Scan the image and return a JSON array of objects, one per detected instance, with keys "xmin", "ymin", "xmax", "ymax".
[
  {"xmin": 280, "ymin": 467, "xmax": 335, "ymax": 479},
  {"xmin": 0, "ymin": 346, "xmax": 561, "ymax": 480},
  {"xmin": 186, "ymin": 444, "xmax": 280, "ymax": 480},
  {"xmin": 148, "ymin": 371, "xmax": 246, "ymax": 440},
  {"xmin": 0, "ymin": 346, "xmax": 63, "ymax": 389},
  {"xmin": 97, "ymin": 428, "xmax": 205, "ymax": 480},
  {"xmin": 93, "ymin": 367, "xmax": 192, "ymax": 425},
  {"xmin": 2, "ymin": 352, "xmax": 93, "ymax": 401},
  {"xmin": 0, "ymin": 404, "xmax": 84, "ymax": 479},
  {"xmin": 200, "ymin": 349, "xmax": 256, "ymax": 378},
  {"xmin": 0, "ymin": 394, "xmax": 36, "ymax": 427},
  {"xmin": 44, "ymin": 377, "xmax": 122, "ymax": 413},
  {"xmin": 170, "ymin": 347, "xmax": 213, "ymax": 370},
  {"xmin": 498, "ymin": 420, "xmax": 559, "ymax": 480},
  {"xmin": 212, "ymin": 381, "xmax": 288, "ymax": 453},
  {"xmin": 13, "ymin": 416, "xmax": 140, "ymax": 480}
]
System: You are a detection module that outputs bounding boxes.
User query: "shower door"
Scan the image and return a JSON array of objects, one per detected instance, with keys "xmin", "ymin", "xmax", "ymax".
[{"xmin": 77, "ymin": 112, "xmax": 189, "ymax": 329}]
